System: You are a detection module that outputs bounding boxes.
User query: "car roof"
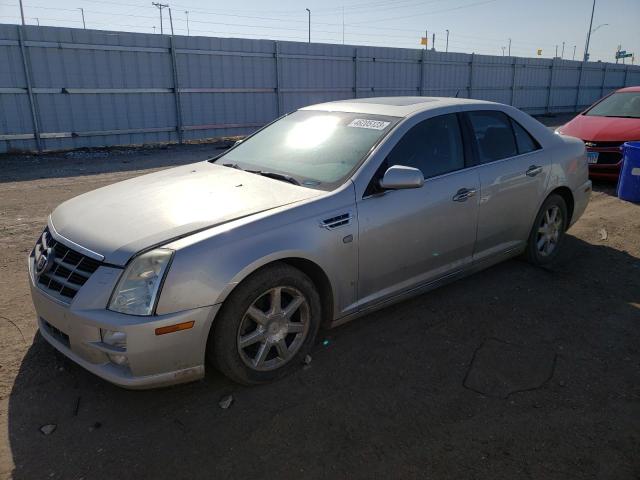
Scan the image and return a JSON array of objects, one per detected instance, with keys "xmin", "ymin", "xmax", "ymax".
[
  {"xmin": 616, "ymin": 86, "xmax": 640, "ymax": 93},
  {"xmin": 301, "ymin": 96, "xmax": 499, "ymax": 117}
]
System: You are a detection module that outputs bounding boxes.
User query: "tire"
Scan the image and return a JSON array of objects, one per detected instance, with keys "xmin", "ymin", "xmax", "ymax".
[
  {"xmin": 524, "ymin": 193, "xmax": 568, "ymax": 266},
  {"xmin": 208, "ymin": 262, "xmax": 322, "ymax": 385}
]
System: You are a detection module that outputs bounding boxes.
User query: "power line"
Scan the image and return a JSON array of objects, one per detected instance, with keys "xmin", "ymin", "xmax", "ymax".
[{"xmin": 350, "ymin": 0, "xmax": 498, "ymax": 25}]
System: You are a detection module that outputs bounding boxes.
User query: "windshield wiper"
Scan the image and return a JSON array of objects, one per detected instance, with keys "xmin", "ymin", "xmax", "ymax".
[
  {"xmin": 245, "ymin": 169, "xmax": 301, "ymax": 186},
  {"xmin": 222, "ymin": 163, "xmax": 300, "ymax": 186}
]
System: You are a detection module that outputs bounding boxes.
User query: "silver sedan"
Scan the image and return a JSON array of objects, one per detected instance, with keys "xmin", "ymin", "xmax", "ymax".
[{"xmin": 28, "ymin": 97, "xmax": 591, "ymax": 388}]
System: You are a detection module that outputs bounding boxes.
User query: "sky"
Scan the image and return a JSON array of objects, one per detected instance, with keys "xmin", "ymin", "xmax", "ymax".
[{"xmin": 0, "ymin": 0, "xmax": 638, "ymax": 63}]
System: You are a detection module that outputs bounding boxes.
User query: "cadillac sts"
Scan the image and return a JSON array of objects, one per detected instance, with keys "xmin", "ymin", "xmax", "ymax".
[{"xmin": 28, "ymin": 97, "xmax": 591, "ymax": 388}]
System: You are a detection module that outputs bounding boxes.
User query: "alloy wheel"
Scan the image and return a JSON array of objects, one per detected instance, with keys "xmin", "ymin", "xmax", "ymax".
[
  {"xmin": 237, "ymin": 286, "xmax": 310, "ymax": 371},
  {"xmin": 536, "ymin": 205, "xmax": 563, "ymax": 257}
]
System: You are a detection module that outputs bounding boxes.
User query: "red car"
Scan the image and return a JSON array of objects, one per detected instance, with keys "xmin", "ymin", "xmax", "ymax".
[{"xmin": 557, "ymin": 86, "xmax": 640, "ymax": 181}]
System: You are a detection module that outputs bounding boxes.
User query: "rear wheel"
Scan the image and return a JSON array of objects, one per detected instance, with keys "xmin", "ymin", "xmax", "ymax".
[
  {"xmin": 209, "ymin": 263, "xmax": 321, "ymax": 385},
  {"xmin": 524, "ymin": 194, "xmax": 568, "ymax": 266}
]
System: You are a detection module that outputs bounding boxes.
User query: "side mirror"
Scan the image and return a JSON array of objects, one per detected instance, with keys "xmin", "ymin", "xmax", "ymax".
[{"xmin": 379, "ymin": 165, "xmax": 424, "ymax": 190}]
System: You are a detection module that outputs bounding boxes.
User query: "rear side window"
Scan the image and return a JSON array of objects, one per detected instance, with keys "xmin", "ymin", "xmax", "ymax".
[
  {"xmin": 511, "ymin": 119, "xmax": 540, "ymax": 155},
  {"xmin": 385, "ymin": 113, "xmax": 464, "ymax": 179},
  {"xmin": 467, "ymin": 111, "xmax": 518, "ymax": 163}
]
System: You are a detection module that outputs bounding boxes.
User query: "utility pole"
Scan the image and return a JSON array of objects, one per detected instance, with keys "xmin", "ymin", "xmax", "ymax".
[
  {"xmin": 152, "ymin": 3, "xmax": 168, "ymax": 35},
  {"xmin": 18, "ymin": 0, "xmax": 25, "ymax": 25},
  {"xmin": 306, "ymin": 8, "xmax": 311, "ymax": 43},
  {"xmin": 431, "ymin": 32, "xmax": 435, "ymax": 51},
  {"xmin": 572, "ymin": 45, "xmax": 576, "ymax": 60},
  {"xmin": 561, "ymin": 41, "xmax": 565, "ymax": 59},
  {"xmin": 508, "ymin": 38, "xmax": 511, "ymax": 56},
  {"xmin": 583, "ymin": 0, "xmax": 596, "ymax": 61},
  {"xmin": 167, "ymin": 7, "xmax": 174, "ymax": 35},
  {"xmin": 184, "ymin": 10, "xmax": 189, "ymax": 36},
  {"xmin": 445, "ymin": 29, "xmax": 449, "ymax": 53},
  {"xmin": 78, "ymin": 8, "xmax": 86, "ymax": 29}
]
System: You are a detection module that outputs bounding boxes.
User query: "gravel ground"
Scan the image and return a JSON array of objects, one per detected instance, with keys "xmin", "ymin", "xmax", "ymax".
[{"xmin": 0, "ymin": 114, "xmax": 639, "ymax": 479}]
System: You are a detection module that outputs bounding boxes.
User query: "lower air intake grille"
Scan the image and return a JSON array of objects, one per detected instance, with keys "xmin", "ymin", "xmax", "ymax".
[{"xmin": 33, "ymin": 227, "xmax": 102, "ymax": 301}]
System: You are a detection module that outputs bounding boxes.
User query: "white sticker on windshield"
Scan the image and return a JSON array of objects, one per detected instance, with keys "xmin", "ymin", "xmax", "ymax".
[{"xmin": 348, "ymin": 119, "xmax": 390, "ymax": 130}]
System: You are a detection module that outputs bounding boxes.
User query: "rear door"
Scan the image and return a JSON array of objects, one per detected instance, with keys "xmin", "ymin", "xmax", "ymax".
[
  {"xmin": 464, "ymin": 110, "xmax": 550, "ymax": 262},
  {"xmin": 355, "ymin": 113, "xmax": 480, "ymax": 309}
]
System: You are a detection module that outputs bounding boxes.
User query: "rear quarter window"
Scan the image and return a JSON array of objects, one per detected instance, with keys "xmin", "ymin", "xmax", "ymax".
[{"xmin": 511, "ymin": 119, "xmax": 541, "ymax": 155}]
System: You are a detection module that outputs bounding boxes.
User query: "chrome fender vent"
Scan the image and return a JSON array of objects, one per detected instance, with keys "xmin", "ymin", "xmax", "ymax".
[{"xmin": 320, "ymin": 212, "xmax": 352, "ymax": 230}]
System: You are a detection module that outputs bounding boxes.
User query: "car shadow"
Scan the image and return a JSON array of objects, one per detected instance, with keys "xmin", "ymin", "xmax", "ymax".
[{"xmin": 7, "ymin": 236, "xmax": 640, "ymax": 479}]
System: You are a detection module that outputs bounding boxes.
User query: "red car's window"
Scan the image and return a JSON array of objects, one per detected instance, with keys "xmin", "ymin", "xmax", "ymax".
[{"xmin": 585, "ymin": 92, "xmax": 640, "ymax": 119}]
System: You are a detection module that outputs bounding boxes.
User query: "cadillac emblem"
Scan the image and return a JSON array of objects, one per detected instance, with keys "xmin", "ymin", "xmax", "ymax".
[{"xmin": 34, "ymin": 234, "xmax": 55, "ymax": 277}]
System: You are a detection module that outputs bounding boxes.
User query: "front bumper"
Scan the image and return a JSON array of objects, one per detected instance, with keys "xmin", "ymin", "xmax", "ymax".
[
  {"xmin": 587, "ymin": 146, "xmax": 622, "ymax": 181},
  {"xmin": 29, "ymin": 255, "xmax": 219, "ymax": 389}
]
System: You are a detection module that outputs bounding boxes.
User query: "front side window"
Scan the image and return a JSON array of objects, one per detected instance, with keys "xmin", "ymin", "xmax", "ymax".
[
  {"xmin": 213, "ymin": 110, "xmax": 398, "ymax": 190},
  {"xmin": 467, "ymin": 110, "xmax": 518, "ymax": 163},
  {"xmin": 385, "ymin": 113, "xmax": 465, "ymax": 179},
  {"xmin": 585, "ymin": 92, "xmax": 640, "ymax": 118}
]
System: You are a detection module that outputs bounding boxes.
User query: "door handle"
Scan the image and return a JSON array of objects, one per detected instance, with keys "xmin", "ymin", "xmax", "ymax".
[
  {"xmin": 526, "ymin": 165, "xmax": 543, "ymax": 177},
  {"xmin": 453, "ymin": 188, "xmax": 477, "ymax": 202}
]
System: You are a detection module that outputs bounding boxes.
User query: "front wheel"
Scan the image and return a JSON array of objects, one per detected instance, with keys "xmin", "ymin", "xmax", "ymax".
[
  {"xmin": 524, "ymin": 193, "xmax": 568, "ymax": 266},
  {"xmin": 209, "ymin": 263, "xmax": 321, "ymax": 385}
]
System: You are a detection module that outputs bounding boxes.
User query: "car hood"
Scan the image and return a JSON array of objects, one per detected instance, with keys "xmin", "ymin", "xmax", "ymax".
[
  {"xmin": 51, "ymin": 162, "xmax": 322, "ymax": 266},
  {"xmin": 558, "ymin": 114, "xmax": 640, "ymax": 142}
]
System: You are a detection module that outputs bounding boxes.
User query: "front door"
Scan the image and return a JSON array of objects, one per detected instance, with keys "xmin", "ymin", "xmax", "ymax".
[{"xmin": 356, "ymin": 113, "xmax": 480, "ymax": 309}]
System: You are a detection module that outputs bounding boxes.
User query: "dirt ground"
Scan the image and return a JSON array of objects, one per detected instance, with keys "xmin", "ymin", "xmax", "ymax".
[{"xmin": 0, "ymin": 115, "xmax": 639, "ymax": 479}]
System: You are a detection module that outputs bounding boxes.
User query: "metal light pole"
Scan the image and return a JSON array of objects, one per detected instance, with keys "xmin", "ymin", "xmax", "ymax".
[
  {"xmin": 501, "ymin": 46, "xmax": 505, "ymax": 56},
  {"xmin": 572, "ymin": 45, "xmax": 576, "ymax": 60},
  {"xmin": 306, "ymin": 8, "xmax": 310, "ymax": 43},
  {"xmin": 555, "ymin": 44, "xmax": 558, "ymax": 58},
  {"xmin": 184, "ymin": 10, "xmax": 189, "ymax": 36},
  {"xmin": 424, "ymin": 29, "xmax": 428, "ymax": 50},
  {"xmin": 19, "ymin": 0, "xmax": 25, "ymax": 25},
  {"xmin": 168, "ymin": 7, "xmax": 175, "ymax": 35},
  {"xmin": 36, "ymin": 18, "xmax": 39, "ymax": 26},
  {"xmin": 445, "ymin": 29, "xmax": 449, "ymax": 53},
  {"xmin": 508, "ymin": 38, "xmax": 511, "ymax": 56},
  {"xmin": 583, "ymin": 0, "xmax": 596, "ymax": 61},
  {"xmin": 431, "ymin": 32, "xmax": 435, "ymax": 51},
  {"xmin": 342, "ymin": 6, "xmax": 345, "ymax": 44},
  {"xmin": 78, "ymin": 8, "xmax": 86, "ymax": 29},
  {"xmin": 561, "ymin": 41, "xmax": 565, "ymax": 59}
]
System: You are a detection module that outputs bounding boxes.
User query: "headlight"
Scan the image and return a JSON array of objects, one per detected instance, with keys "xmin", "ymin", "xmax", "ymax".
[{"xmin": 108, "ymin": 248, "xmax": 173, "ymax": 316}]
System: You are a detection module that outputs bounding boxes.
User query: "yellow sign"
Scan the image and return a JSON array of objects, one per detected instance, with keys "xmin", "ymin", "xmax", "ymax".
[
  {"xmin": 537, "ymin": 49, "xmax": 542, "ymax": 56},
  {"xmin": 420, "ymin": 37, "xmax": 428, "ymax": 46}
]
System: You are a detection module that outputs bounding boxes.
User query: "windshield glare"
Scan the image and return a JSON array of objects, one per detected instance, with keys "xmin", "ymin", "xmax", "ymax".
[
  {"xmin": 215, "ymin": 110, "xmax": 398, "ymax": 190},
  {"xmin": 585, "ymin": 92, "xmax": 640, "ymax": 118}
]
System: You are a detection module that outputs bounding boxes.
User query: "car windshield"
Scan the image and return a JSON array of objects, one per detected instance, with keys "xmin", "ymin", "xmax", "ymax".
[
  {"xmin": 213, "ymin": 110, "xmax": 398, "ymax": 190},
  {"xmin": 584, "ymin": 92, "xmax": 640, "ymax": 118}
]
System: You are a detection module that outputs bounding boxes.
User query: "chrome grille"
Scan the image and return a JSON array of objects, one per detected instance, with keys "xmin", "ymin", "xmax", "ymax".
[{"xmin": 33, "ymin": 227, "xmax": 101, "ymax": 301}]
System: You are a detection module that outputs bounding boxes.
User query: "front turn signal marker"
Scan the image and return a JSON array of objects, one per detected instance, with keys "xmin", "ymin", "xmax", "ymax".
[{"xmin": 155, "ymin": 321, "xmax": 195, "ymax": 336}]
